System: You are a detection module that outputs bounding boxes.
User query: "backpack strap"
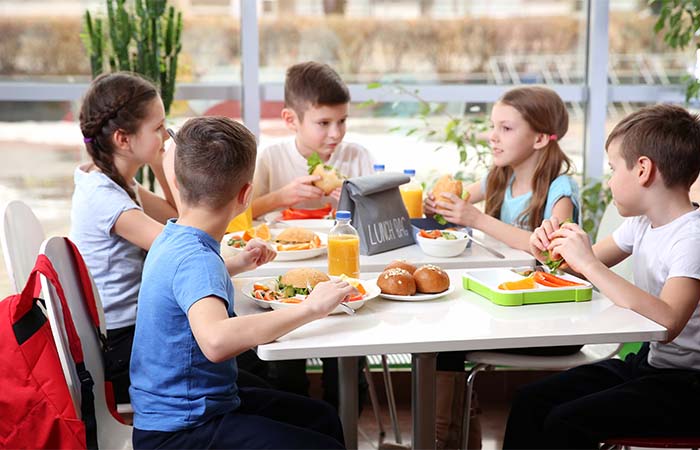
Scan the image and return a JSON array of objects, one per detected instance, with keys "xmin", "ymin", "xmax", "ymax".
[{"xmin": 27, "ymin": 255, "xmax": 99, "ymax": 450}]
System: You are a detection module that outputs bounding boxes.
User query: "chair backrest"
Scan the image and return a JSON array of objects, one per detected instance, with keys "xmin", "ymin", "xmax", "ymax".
[
  {"xmin": 40, "ymin": 236, "xmax": 132, "ymax": 449},
  {"xmin": 596, "ymin": 202, "xmax": 634, "ymax": 283},
  {"xmin": 1, "ymin": 200, "xmax": 46, "ymax": 292}
]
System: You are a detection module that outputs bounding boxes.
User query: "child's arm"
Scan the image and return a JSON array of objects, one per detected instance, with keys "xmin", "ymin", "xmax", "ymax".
[
  {"xmin": 188, "ymin": 279, "xmax": 357, "ymax": 362},
  {"xmin": 137, "ymin": 147, "xmax": 178, "ymax": 224},
  {"xmin": 224, "ymin": 238, "xmax": 276, "ymax": 276},
  {"xmin": 549, "ymin": 222, "xmax": 700, "ymax": 341},
  {"xmin": 251, "ymin": 175, "xmax": 324, "ymax": 218},
  {"xmin": 113, "ymin": 210, "xmax": 165, "ymax": 251}
]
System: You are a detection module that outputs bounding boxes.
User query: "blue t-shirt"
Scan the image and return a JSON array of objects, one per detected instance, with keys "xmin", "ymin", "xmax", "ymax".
[
  {"xmin": 70, "ymin": 167, "xmax": 145, "ymax": 329},
  {"xmin": 129, "ymin": 220, "xmax": 239, "ymax": 432},
  {"xmin": 481, "ymin": 174, "xmax": 580, "ymax": 230}
]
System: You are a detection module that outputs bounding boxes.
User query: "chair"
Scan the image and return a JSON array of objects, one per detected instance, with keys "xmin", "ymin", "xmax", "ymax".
[
  {"xmin": 40, "ymin": 236, "xmax": 132, "ymax": 449},
  {"xmin": 1, "ymin": 199, "xmax": 45, "ymax": 292},
  {"xmin": 457, "ymin": 202, "xmax": 634, "ymax": 449}
]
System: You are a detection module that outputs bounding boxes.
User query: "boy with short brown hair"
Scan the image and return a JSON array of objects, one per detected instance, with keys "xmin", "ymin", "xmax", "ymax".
[
  {"xmin": 129, "ymin": 116, "xmax": 354, "ymax": 449},
  {"xmin": 504, "ymin": 104, "xmax": 700, "ymax": 448},
  {"xmin": 251, "ymin": 61, "xmax": 375, "ymax": 219}
]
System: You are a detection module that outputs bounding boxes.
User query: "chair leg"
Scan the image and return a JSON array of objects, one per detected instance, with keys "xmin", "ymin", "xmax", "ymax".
[
  {"xmin": 363, "ymin": 357, "xmax": 386, "ymax": 445},
  {"xmin": 460, "ymin": 364, "xmax": 491, "ymax": 450},
  {"xmin": 381, "ymin": 354, "xmax": 404, "ymax": 445}
]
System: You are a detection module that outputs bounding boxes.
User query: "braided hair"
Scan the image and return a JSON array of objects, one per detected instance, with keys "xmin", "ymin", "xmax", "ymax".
[{"xmin": 79, "ymin": 72, "xmax": 159, "ymax": 202}]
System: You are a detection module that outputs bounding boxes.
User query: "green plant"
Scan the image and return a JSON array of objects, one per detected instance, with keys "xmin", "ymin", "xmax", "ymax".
[
  {"xmin": 580, "ymin": 177, "xmax": 612, "ymax": 241},
  {"xmin": 81, "ymin": 0, "xmax": 182, "ymax": 189},
  {"xmin": 365, "ymin": 83, "xmax": 492, "ymax": 184},
  {"xmin": 653, "ymin": 0, "xmax": 700, "ymax": 102}
]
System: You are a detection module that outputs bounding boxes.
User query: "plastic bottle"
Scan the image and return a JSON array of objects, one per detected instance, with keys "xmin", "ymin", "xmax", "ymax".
[
  {"xmin": 399, "ymin": 169, "xmax": 424, "ymax": 218},
  {"xmin": 327, "ymin": 210, "xmax": 360, "ymax": 278},
  {"xmin": 373, "ymin": 164, "xmax": 385, "ymax": 173}
]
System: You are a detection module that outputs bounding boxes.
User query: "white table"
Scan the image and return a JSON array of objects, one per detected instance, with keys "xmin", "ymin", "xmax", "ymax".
[
  {"xmin": 233, "ymin": 269, "xmax": 667, "ymax": 450},
  {"xmin": 231, "ymin": 230, "xmax": 536, "ymax": 277}
]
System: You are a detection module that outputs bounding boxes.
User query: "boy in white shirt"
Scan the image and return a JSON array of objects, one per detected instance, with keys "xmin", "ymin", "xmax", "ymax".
[
  {"xmin": 251, "ymin": 61, "xmax": 374, "ymax": 218},
  {"xmin": 504, "ymin": 104, "xmax": 700, "ymax": 448}
]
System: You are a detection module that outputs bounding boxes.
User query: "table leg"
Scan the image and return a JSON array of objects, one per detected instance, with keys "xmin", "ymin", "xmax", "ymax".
[
  {"xmin": 339, "ymin": 356, "xmax": 359, "ymax": 450},
  {"xmin": 412, "ymin": 352, "xmax": 437, "ymax": 450}
]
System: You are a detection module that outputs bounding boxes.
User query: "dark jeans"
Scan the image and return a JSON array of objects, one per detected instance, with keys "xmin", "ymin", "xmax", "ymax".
[
  {"xmin": 133, "ymin": 387, "xmax": 345, "ymax": 449},
  {"xmin": 265, "ymin": 357, "xmax": 368, "ymax": 412},
  {"xmin": 436, "ymin": 345, "xmax": 583, "ymax": 371},
  {"xmin": 105, "ymin": 325, "xmax": 135, "ymax": 404},
  {"xmin": 503, "ymin": 343, "xmax": 700, "ymax": 449}
]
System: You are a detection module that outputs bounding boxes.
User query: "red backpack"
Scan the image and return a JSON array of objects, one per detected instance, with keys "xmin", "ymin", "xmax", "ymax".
[{"xmin": 0, "ymin": 242, "xmax": 108, "ymax": 449}]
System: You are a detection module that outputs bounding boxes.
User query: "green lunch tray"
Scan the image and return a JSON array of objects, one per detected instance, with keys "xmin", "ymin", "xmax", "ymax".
[{"xmin": 462, "ymin": 268, "xmax": 592, "ymax": 307}]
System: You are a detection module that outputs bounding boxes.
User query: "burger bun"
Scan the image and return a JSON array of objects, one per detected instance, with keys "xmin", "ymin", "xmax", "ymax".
[
  {"xmin": 377, "ymin": 268, "xmax": 416, "ymax": 296},
  {"xmin": 413, "ymin": 264, "xmax": 450, "ymax": 294},
  {"xmin": 311, "ymin": 164, "xmax": 344, "ymax": 194},
  {"xmin": 383, "ymin": 259, "xmax": 417, "ymax": 275},
  {"xmin": 432, "ymin": 175, "xmax": 463, "ymax": 203},
  {"xmin": 280, "ymin": 268, "xmax": 330, "ymax": 289}
]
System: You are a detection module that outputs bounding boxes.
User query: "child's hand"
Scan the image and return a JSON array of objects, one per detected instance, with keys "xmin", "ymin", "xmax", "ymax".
[
  {"xmin": 279, "ymin": 175, "xmax": 324, "ymax": 207},
  {"xmin": 423, "ymin": 193, "xmax": 437, "ymax": 215},
  {"xmin": 530, "ymin": 217, "xmax": 563, "ymax": 262},
  {"xmin": 428, "ymin": 192, "xmax": 479, "ymax": 227},
  {"xmin": 328, "ymin": 186, "xmax": 342, "ymax": 202},
  {"xmin": 239, "ymin": 238, "xmax": 277, "ymax": 271},
  {"xmin": 548, "ymin": 222, "xmax": 596, "ymax": 274},
  {"xmin": 303, "ymin": 279, "xmax": 358, "ymax": 318}
]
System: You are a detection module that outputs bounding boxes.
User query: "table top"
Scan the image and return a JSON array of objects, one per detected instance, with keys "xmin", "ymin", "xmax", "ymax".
[
  {"xmin": 228, "ymin": 230, "xmax": 536, "ymax": 277},
  {"xmin": 233, "ymin": 269, "xmax": 667, "ymax": 361}
]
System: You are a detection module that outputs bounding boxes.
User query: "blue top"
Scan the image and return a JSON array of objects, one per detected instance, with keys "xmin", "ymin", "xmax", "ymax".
[
  {"xmin": 129, "ymin": 220, "xmax": 239, "ymax": 432},
  {"xmin": 482, "ymin": 174, "xmax": 580, "ymax": 230},
  {"xmin": 70, "ymin": 167, "xmax": 146, "ymax": 329}
]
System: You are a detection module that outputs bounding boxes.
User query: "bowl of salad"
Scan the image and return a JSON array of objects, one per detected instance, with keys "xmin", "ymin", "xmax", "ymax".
[{"xmin": 415, "ymin": 229, "xmax": 470, "ymax": 257}]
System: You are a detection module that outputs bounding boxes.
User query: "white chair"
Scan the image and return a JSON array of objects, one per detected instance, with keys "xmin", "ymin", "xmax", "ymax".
[
  {"xmin": 40, "ymin": 236, "xmax": 132, "ymax": 450},
  {"xmin": 457, "ymin": 202, "xmax": 633, "ymax": 450},
  {"xmin": 1, "ymin": 200, "xmax": 45, "ymax": 292}
]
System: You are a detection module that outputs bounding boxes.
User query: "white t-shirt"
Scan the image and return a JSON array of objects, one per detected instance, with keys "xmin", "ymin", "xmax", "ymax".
[
  {"xmin": 252, "ymin": 139, "xmax": 375, "ymax": 213},
  {"xmin": 70, "ymin": 167, "xmax": 146, "ymax": 329},
  {"xmin": 613, "ymin": 209, "xmax": 700, "ymax": 370}
]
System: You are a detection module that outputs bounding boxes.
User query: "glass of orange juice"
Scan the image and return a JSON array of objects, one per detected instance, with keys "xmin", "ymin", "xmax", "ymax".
[
  {"xmin": 327, "ymin": 234, "xmax": 360, "ymax": 278},
  {"xmin": 226, "ymin": 205, "xmax": 253, "ymax": 234}
]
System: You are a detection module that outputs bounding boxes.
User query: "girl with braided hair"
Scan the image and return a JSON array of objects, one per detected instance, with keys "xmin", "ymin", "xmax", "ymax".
[{"xmin": 71, "ymin": 72, "xmax": 178, "ymax": 404}]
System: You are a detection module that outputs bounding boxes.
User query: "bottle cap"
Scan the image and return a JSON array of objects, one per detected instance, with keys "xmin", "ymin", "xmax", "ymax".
[
  {"xmin": 403, "ymin": 169, "xmax": 416, "ymax": 176},
  {"xmin": 336, "ymin": 210, "xmax": 351, "ymax": 220},
  {"xmin": 373, "ymin": 164, "xmax": 385, "ymax": 171}
]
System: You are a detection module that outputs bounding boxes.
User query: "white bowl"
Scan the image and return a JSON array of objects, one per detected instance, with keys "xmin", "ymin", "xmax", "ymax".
[{"xmin": 415, "ymin": 230, "xmax": 469, "ymax": 257}]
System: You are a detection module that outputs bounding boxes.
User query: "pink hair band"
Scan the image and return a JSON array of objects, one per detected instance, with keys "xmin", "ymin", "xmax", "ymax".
[
  {"xmin": 549, "ymin": 134, "xmax": 558, "ymax": 141},
  {"xmin": 83, "ymin": 137, "xmax": 93, "ymax": 143}
]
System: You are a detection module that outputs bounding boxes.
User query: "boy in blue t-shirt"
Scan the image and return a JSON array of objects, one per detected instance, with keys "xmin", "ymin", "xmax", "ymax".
[{"xmin": 129, "ymin": 116, "xmax": 355, "ymax": 449}]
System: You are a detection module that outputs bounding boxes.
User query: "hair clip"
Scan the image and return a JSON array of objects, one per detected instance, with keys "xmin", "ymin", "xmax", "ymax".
[
  {"xmin": 549, "ymin": 134, "xmax": 558, "ymax": 141},
  {"xmin": 83, "ymin": 137, "xmax": 93, "ymax": 143}
]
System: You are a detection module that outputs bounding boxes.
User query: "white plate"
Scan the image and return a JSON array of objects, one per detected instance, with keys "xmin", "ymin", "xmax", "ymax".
[
  {"xmin": 223, "ymin": 230, "xmax": 327, "ymax": 262},
  {"xmin": 242, "ymin": 278, "xmax": 380, "ymax": 314},
  {"xmin": 263, "ymin": 212, "xmax": 336, "ymax": 233},
  {"xmin": 378, "ymin": 284, "xmax": 456, "ymax": 302}
]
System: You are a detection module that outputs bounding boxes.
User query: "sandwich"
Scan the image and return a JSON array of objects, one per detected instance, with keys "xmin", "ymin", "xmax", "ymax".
[
  {"xmin": 274, "ymin": 227, "xmax": 322, "ymax": 251},
  {"xmin": 278, "ymin": 268, "xmax": 330, "ymax": 297},
  {"xmin": 307, "ymin": 152, "xmax": 344, "ymax": 194},
  {"xmin": 431, "ymin": 174, "xmax": 468, "ymax": 224}
]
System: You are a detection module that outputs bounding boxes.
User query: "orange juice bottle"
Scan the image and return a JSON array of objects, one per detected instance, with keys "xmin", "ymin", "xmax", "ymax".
[
  {"xmin": 327, "ymin": 210, "xmax": 360, "ymax": 278},
  {"xmin": 226, "ymin": 205, "xmax": 253, "ymax": 234},
  {"xmin": 399, "ymin": 169, "xmax": 423, "ymax": 218}
]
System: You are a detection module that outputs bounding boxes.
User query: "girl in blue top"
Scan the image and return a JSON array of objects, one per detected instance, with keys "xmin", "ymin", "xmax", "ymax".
[
  {"xmin": 425, "ymin": 86, "xmax": 581, "ymax": 450},
  {"xmin": 425, "ymin": 86, "xmax": 579, "ymax": 252}
]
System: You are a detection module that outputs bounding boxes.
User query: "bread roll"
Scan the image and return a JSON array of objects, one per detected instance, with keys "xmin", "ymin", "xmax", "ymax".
[
  {"xmin": 432, "ymin": 175, "xmax": 463, "ymax": 203},
  {"xmin": 413, "ymin": 264, "xmax": 450, "ymax": 294},
  {"xmin": 276, "ymin": 227, "xmax": 316, "ymax": 244},
  {"xmin": 311, "ymin": 164, "xmax": 344, "ymax": 194},
  {"xmin": 280, "ymin": 268, "xmax": 330, "ymax": 289},
  {"xmin": 384, "ymin": 259, "xmax": 417, "ymax": 275},
  {"xmin": 377, "ymin": 268, "xmax": 416, "ymax": 296}
]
